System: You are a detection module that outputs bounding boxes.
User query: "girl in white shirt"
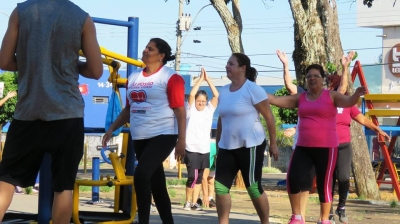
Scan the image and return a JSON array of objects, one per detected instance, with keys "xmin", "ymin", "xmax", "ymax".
[
  {"xmin": 215, "ymin": 53, "xmax": 278, "ymax": 224},
  {"xmin": 183, "ymin": 68, "xmax": 219, "ymax": 211}
]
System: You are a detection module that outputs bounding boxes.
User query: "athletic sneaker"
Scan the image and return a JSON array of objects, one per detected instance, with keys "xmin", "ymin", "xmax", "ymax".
[
  {"xmin": 190, "ymin": 203, "xmax": 203, "ymax": 211},
  {"xmin": 151, "ymin": 204, "xmax": 156, "ymax": 212},
  {"xmin": 183, "ymin": 201, "xmax": 191, "ymax": 211},
  {"xmin": 317, "ymin": 220, "xmax": 336, "ymax": 224},
  {"xmin": 196, "ymin": 198, "xmax": 203, "ymax": 206},
  {"xmin": 317, "ymin": 221, "xmax": 332, "ymax": 224},
  {"xmin": 14, "ymin": 187, "xmax": 24, "ymax": 195},
  {"xmin": 335, "ymin": 208, "xmax": 348, "ymax": 223},
  {"xmin": 209, "ymin": 198, "xmax": 217, "ymax": 208},
  {"xmin": 288, "ymin": 214, "xmax": 305, "ymax": 224}
]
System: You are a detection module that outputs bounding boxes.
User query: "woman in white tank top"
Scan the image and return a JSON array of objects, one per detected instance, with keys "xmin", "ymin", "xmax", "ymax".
[{"xmin": 183, "ymin": 68, "xmax": 219, "ymax": 211}]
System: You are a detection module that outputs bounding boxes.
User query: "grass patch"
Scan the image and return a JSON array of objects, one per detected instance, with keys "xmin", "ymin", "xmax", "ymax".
[
  {"xmin": 309, "ymin": 197, "xmax": 320, "ymax": 204},
  {"xmin": 262, "ymin": 167, "xmax": 282, "ymax": 174},
  {"xmin": 168, "ymin": 189, "xmax": 177, "ymax": 198},
  {"xmin": 180, "ymin": 195, "xmax": 186, "ymax": 205},
  {"xmin": 166, "ymin": 178, "xmax": 187, "ymax": 186},
  {"xmin": 100, "ymin": 186, "xmax": 115, "ymax": 193},
  {"xmin": 79, "ymin": 186, "xmax": 92, "ymax": 192},
  {"xmin": 353, "ymin": 215, "xmax": 364, "ymax": 221}
]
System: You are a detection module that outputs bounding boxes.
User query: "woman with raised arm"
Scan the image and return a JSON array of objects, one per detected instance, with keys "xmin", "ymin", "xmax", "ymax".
[
  {"xmin": 102, "ymin": 38, "xmax": 185, "ymax": 224},
  {"xmin": 183, "ymin": 68, "xmax": 219, "ymax": 211},
  {"xmin": 267, "ymin": 64, "xmax": 366, "ymax": 224},
  {"xmin": 215, "ymin": 53, "xmax": 278, "ymax": 224}
]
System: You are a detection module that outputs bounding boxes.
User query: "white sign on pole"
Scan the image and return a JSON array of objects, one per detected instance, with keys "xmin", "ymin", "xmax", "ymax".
[{"xmin": 0, "ymin": 82, "xmax": 4, "ymax": 98}]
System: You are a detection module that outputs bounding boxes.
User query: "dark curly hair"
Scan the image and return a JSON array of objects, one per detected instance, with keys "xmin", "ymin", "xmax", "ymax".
[{"xmin": 150, "ymin": 38, "xmax": 176, "ymax": 65}]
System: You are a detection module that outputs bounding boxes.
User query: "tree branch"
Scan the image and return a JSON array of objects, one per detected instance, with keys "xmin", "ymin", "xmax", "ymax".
[{"xmin": 210, "ymin": 0, "xmax": 244, "ymax": 53}]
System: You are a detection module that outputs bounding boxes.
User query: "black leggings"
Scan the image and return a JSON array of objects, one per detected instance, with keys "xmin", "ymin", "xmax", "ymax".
[
  {"xmin": 287, "ymin": 146, "xmax": 338, "ymax": 203},
  {"xmin": 134, "ymin": 135, "xmax": 177, "ymax": 224},
  {"xmin": 332, "ymin": 142, "xmax": 352, "ymax": 208}
]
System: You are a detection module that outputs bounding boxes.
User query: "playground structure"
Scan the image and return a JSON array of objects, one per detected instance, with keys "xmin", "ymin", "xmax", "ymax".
[
  {"xmin": 3, "ymin": 16, "xmax": 144, "ymax": 223},
  {"xmin": 351, "ymin": 61, "xmax": 400, "ymax": 200}
]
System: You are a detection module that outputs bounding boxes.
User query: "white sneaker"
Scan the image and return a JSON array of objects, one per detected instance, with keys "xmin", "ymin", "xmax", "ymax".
[{"xmin": 183, "ymin": 201, "xmax": 191, "ymax": 211}]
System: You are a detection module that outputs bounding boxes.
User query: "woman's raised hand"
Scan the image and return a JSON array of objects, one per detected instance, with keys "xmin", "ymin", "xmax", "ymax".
[
  {"xmin": 276, "ymin": 50, "xmax": 288, "ymax": 66},
  {"xmin": 199, "ymin": 67, "xmax": 206, "ymax": 81}
]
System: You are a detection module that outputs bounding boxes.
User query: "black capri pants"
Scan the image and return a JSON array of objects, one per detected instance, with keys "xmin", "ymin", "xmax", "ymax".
[{"xmin": 287, "ymin": 146, "xmax": 338, "ymax": 203}]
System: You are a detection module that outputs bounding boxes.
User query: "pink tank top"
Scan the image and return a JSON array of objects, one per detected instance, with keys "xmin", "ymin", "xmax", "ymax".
[{"xmin": 297, "ymin": 90, "xmax": 338, "ymax": 148}]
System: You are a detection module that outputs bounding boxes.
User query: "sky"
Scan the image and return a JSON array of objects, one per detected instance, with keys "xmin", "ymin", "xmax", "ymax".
[{"xmin": 0, "ymin": 0, "xmax": 384, "ymax": 82}]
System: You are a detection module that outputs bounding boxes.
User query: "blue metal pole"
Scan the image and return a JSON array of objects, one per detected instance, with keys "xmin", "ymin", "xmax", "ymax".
[
  {"xmin": 120, "ymin": 17, "xmax": 139, "ymax": 214},
  {"xmin": 92, "ymin": 17, "xmax": 133, "ymax": 27},
  {"xmin": 92, "ymin": 157, "xmax": 100, "ymax": 203},
  {"xmin": 361, "ymin": 98, "xmax": 366, "ymax": 115},
  {"xmin": 38, "ymin": 154, "xmax": 52, "ymax": 224},
  {"xmin": 127, "ymin": 17, "xmax": 139, "ymax": 76},
  {"xmin": 125, "ymin": 17, "xmax": 138, "ymax": 174}
]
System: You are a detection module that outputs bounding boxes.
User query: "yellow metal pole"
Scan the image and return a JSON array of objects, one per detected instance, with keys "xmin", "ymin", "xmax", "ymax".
[{"xmin": 100, "ymin": 47, "xmax": 145, "ymax": 68}]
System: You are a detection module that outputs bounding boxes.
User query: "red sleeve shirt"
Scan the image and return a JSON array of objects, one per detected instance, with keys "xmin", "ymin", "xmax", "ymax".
[{"xmin": 167, "ymin": 74, "xmax": 185, "ymax": 108}]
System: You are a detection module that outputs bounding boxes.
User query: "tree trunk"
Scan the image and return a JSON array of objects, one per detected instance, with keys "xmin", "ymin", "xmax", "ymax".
[
  {"xmin": 211, "ymin": 0, "xmax": 244, "ymax": 53},
  {"xmin": 290, "ymin": 0, "xmax": 327, "ymax": 87},
  {"xmin": 289, "ymin": 0, "xmax": 381, "ymax": 199},
  {"xmin": 350, "ymin": 122, "xmax": 381, "ymax": 199}
]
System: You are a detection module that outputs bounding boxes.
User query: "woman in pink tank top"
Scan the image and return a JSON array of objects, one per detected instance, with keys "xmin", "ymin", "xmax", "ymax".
[{"xmin": 268, "ymin": 64, "xmax": 366, "ymax": 224}]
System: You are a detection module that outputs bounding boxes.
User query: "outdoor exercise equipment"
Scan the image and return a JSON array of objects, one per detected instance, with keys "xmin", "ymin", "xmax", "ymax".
[
  {"xmin": 3, "ymin": 16, "xmax": 141, "ymax": 223},
  {"xmin": 72, "ymin": 152, "xmax": 137, "ymax": 224}
]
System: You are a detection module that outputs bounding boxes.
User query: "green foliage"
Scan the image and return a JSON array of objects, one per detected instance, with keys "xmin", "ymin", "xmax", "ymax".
[
  {"xmin": 352, "ymin": 51, "xmax": 359, "ymax": 61},
  {"xmin": 0, "ymin": 71, "xmax": 18, "ymax": 126},
  {"xmin": 356, "ymin": 194, "xmax": 366, "ymax": 200},
  {"xmin": 273, "ymin": 82, "xmax": 298, "ymax": 124},
  {"xmin": 326, "ymin": 51, "xmax": 357, "ymax": 74},
  {"xmin": 390, "ymin": 200, "xmax": 397, "ymax": 208},
  {"xmin": 24, "ymin": 186, "xmax": 33, "ymax": 195},
  {"xmin": 326, "ymin": 62, "xmax": 337, "ymax": 74},
  {"xmin": 261, "ymin": 105, "xmax": 294, "ymax": 148}
]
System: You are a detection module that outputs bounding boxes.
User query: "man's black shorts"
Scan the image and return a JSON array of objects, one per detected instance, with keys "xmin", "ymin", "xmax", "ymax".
[{"xmin": 0, "ymin": 118, "xmax": 84, "ymax": 192}]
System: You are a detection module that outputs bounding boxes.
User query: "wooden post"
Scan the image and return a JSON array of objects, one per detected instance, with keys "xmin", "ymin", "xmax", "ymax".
[
  {"xmin": 235, "ymin": 171, "xmax": 246, "ymax": 189},
  {"xmin": 0, "ymin": 141, "xmax": 3, "ymax": 162},
  {"xmin": 177, "ymin": 158, "xmax": 182, "ymax": 179}
]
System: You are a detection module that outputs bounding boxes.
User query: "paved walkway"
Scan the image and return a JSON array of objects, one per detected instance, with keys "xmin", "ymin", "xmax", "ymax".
[{"xmin": 5, "ymin": 194, "xmax": 283, "ymax": 223}]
